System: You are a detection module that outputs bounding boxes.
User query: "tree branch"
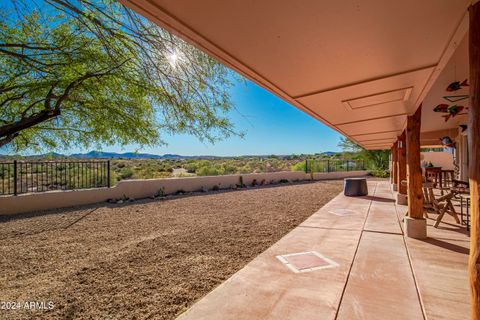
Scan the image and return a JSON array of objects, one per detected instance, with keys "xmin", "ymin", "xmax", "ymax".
[
  {"xmin": 0, "ymin": 108, "xmax": 61, "ymax": 139},
  {"xmin": 0, "ymin": 133, "xmax": 19, "ymax": 148}
]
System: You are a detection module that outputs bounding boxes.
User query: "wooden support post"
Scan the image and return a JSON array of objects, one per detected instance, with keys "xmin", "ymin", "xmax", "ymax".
[
  {"xmin": 397, "ymin": 131, "xmax": 407, "ymax": 195},
  {"xmin": 469, "ymin": 3, "xmax": 480, "ymax": 319},
  {"xmin": 392, "ymin": 141, "xmax": 398, "ymax": 190},
  {"xmin": 407, "ymin": 106, "xmax": 423, "ymax": 218},
  {"xmin": 405, "ymin": 105, "xmax": 426, "ymax": 239}
]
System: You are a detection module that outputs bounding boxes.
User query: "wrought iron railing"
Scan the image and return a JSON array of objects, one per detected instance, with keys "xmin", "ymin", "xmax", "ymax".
[
  {"xmin": 304, "ymin": 159, "xmax": 365, "ymax": 173},
  {"xmin": 0, "ymin": 160, "xmax": 110, "ymax": 195}
]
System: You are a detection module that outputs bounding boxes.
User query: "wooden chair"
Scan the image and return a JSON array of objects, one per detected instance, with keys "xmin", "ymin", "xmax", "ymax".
[
  {"xmin": 424, "ymin": 167, "xmax": 441, "ymax": 187},
  {"xmin": 422, "ymin": 183, "xmax": 433, "ymax": 219},
  {"xmin": 452, "ymin": 179, "xmax": 469, "ymax": 189},
  {"xmin": 423, "ymin": 183, "xmax": 460, "ymax": 227},
  {"xmin": 441, "ymin": 170, "xmax": 455, "ymax": 188}
]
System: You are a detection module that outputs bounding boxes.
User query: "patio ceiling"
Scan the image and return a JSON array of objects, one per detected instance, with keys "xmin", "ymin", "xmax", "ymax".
[{"xmin": 122, "ymin": 0, "xmax": 471, "ymax": 150}]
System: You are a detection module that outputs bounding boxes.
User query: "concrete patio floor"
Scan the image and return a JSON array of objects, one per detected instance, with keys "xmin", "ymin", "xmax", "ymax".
[{"xmin": 177, "ymin": 180, "xmax": 469, "ymax": 320}]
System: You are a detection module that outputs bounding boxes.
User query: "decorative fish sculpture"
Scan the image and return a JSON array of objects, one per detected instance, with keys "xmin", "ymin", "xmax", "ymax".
[
  {"xmin": 446, "ymin": 79, "xmax": 469, "ymax": 92},
  {"xmin": 433, "ymin": 104, "xmax": 449, "ymax": 113},
  {"xmin": 442, "ymin": 105, "xmax": 465, "ymax": 122},
  {"xmin": 433, "ymin": 104, "xmax": 466, "ymax": 122}
]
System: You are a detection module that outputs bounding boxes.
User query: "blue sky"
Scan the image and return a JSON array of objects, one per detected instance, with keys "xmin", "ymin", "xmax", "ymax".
[{"xmin": 79, "ymin": 79, "xmax": 343, "ymax": 156}]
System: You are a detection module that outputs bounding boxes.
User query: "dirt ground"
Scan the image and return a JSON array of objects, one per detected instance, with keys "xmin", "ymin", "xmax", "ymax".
[{"xmin": 0, "ymin": 180, "xmax": 343, "ymax": 320}]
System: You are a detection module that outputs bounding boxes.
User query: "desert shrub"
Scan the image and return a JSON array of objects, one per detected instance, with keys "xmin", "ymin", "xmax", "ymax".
[
  {"xmin": 155, "ymin": 188, "xmax": 165, "ymax": 197},
  {"xmin": 118, "ymin": 167, "xmax": 134, "ymax": 180},
  {"xmin": 278, "ymin": 179, "xmax": 289, "ymax": 184},
  {"xmin": 196, "ymin": 166, "xmax": 220, "ymax": 176},
  {"xmin": 369, "ymin": 169, "xmax": 389, "ymax": 178},
  {"xmin": 234, "ymin": 165, "xmax": 249, "ymax": 174},
  {"xmin": 238, "ymin": 176, "xmax": 245, "ymax": 188},
  {"xmin": 291, "ymin": 161, "xmax": 306, "ymax": 172}
]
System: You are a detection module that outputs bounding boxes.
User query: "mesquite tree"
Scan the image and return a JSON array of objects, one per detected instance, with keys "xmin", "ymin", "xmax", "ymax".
[
  {"xmin": 0, "ymin": 0, "xmax": 239, "ymax": 152},
  {"xmin": 338, "ymin": 137, "xmax": 389, "ymax": 171}
]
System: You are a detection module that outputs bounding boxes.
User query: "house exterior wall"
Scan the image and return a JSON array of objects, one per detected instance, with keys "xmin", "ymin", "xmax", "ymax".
[
  {"xmin": 0, "ymin": 170, "xmax": 367, "ymax": 216},
  {"xmin": 420, "ymin": 151, "xmax": 455, "ymax": 169}
]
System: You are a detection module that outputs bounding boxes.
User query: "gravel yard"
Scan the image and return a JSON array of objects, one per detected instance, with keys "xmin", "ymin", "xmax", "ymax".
[{"xmin": 0, "ymin": 180, "xmax": 343, "ymax": 320}]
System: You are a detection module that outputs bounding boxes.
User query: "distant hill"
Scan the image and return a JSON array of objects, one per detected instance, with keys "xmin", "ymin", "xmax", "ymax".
[
  {"xmin": 2, "ymin": 150, "xmax": 338, "ymax": 160},
  {"xmin": 69, "ymin": 151, "xmax": 184, "ymax": 159}
]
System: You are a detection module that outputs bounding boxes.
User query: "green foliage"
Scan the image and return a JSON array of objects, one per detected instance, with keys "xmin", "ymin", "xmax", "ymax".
[
  {"xmin": 369, "ymin": 169, "xmax": 390, "ymax": 178},
  {"xmin": 0, "ymin": 0, "xmax": 240, "ymax": 152},
  {"xmin": 196, "ymin": 166, "xmax": 221, "ymax": 176},
  {"xmin": 109, "ymin": 157, "xmax": 299, "ymax": 182},
  {"xmin": 155, "ymin": 188, "xmax": 165, "ymax": 197},
  {"xmin": 118, "ymin": 167, "xmax": 134, "ymax": 180},
  {"xmin": 291, "ymin": 161, "xmax": 306, "ymax": 172},
  {"xmin": 338, "ymin": 137, "xmax": 389, "ymax": 174},
  {"xmin": 239, "ymin": 176, "xmax": 245, "ymax": 188}
]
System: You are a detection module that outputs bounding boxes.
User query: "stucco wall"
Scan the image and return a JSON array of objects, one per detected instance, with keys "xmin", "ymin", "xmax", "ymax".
[
  {"xmin": 0, "ymin": 170, "xmax": 367, "ymax": 216},
  {"xmin": 420, "ymin": 151, "xmax": 454, "ymax": 169}
]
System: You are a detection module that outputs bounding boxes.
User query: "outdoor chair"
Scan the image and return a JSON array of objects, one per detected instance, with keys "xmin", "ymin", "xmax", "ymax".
[
  {"xmin": 422, "ymin": 183, "xmax": 433, "ymax": 219},
  {"xmin": 452, "ymin": 179, "xmax": 469, "ymax": 189},
  {"xmin": 451, "ymin": 179, "xmax": 470, "ymax": 200},
  {"xmin": 423, "ymin": 183, "xmax": 460, "ymax": 228}
]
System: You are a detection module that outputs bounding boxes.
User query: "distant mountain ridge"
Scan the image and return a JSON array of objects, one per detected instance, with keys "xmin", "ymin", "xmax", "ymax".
[
  {"xmin": 1, "ymin": 151, "xmax": 338, "ymax": 160},
  {"xmin": 70, "ymin": 151, "xmax": 184, "ymax": 159}
]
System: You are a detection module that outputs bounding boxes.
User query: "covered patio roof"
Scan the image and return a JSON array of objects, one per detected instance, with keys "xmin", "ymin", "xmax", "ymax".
[{"xmin": 122, "ymin": 0, "xmax": 471, "ymax": 149}]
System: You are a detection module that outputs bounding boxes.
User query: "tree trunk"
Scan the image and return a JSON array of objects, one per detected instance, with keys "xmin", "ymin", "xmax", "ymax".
[
  {"xmin": 398, "ymin": 131, "xmax": 407, "ymax": 195},
  {"xmin": 469, "ymin": 3, "xmax": 480, "ymax": 319},
  {"xmin": 406, "ymin": 105, "xmax": 423, "ymax": 219}
]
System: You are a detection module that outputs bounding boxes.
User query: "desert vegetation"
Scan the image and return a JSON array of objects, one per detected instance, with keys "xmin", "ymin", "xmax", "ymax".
[
  {"xmin": 110, "ymin": 156, "xmax": 303, "ymax": 181},
  {"xmin": 0, "ymin": 148, "xmax": 386, "ymax": 195}
]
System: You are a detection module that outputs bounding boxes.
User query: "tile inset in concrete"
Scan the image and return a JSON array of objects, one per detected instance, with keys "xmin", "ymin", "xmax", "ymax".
[{"xmin": 276, "ymin": 251, "xmax": 338, "ymax": 273}]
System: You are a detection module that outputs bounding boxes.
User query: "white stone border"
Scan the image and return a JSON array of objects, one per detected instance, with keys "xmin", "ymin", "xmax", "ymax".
[{"xmin": 276, "ymin": 251, "xmax": 339, "ymax": 273}]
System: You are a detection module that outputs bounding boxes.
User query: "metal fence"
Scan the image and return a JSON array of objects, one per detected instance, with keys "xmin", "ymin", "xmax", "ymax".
[
  {"xmin": 304, "ymin": 159, "xmax": 365, "ymax": 173},
  {"xmin": 0, "ymin": 160, "xmax": 110, "ymax": 196}
]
